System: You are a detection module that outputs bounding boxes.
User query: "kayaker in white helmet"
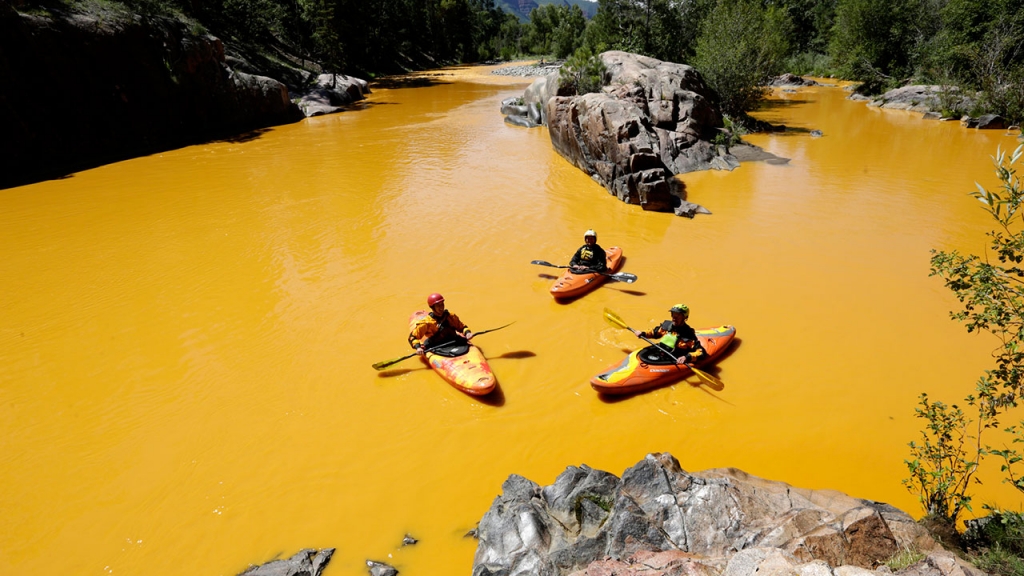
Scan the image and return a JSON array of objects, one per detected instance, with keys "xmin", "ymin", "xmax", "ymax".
[
  {"xmin": 409, "ymin": 293, "xmax": 474, "ymax": 356},
  {"xmin": 633, "ymin": 304, "xmax": 707, "ymax": 364},
  {"xmin": 569, "ymin": 229, "xmax": 608, "ymax": 274}
]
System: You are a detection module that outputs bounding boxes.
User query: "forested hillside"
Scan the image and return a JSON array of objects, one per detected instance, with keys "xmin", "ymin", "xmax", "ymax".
[
  {"xmin": 9, "ymin": 0, "xmax": 1024, "ymax": 120},
  {"xmin": 493, "ymin": 0, "xmax": 597, "ymax": 21}
]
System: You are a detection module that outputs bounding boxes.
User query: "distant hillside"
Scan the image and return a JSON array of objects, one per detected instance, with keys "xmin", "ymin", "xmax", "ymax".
[{"xmin": 496, "ymin": 0, "xmax": 597, "ymax": 22}]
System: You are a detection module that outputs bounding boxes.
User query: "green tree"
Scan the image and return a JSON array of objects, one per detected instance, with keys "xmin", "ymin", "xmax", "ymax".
[
  {"xmin": 551, "ymin": 5, "xmax": 587, "ymax": 59},
  {"xmin": 828, "ymin": 0, "xmax": 935, "ymax": 90},
  {"xmin": 585, "ymin": 0, "xmax": 644, "ymax": 54},
  {"xmin": 692, "ymin": 0, "xmax": 792, "ymax": 115},
  {"xmin": 559, "ymin": 45, "xmax": 608, "ymax": 95},
  {"xmin": 904, "ymin": 393, "xmax": 985, "ymax": 524},
  {"xmin": 911, "ymin": 145, "xmax": 1024, "ymax": 527}
]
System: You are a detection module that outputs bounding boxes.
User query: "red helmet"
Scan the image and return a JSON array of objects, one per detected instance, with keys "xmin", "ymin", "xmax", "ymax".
[{"xmin": 427, "ymin": 293, "xmax": 445, "ymax": 306}]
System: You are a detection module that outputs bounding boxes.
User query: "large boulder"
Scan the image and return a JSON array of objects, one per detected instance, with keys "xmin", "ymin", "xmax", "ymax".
[
  {"xmin": 472, "ymin": 453, "xmax": 973, "ymax": 576},
  {"xmin": 534, "ymin": 51, "xmax": 728, "ymax": 213},
  {"xmin": 293, "ymin": 73, "xmax": 371, "ymax": 117}
]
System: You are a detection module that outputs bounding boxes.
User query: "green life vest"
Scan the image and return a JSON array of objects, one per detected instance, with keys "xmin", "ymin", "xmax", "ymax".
[{"xmin": 659, "ymin": 332, "xmax": 678, "ymax": 349}]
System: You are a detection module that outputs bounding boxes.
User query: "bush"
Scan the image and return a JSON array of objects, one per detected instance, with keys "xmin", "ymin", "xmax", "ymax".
[
  {"xmin": 965, "ymin": 511, "xmax": 1024, "ymax": 576},
  {"xmin": 693, "ymin": 0, "xmax": 792, "ymax": 115},
  {"xmin": 828, "ymin": 0, "xmax": 936, "ymax": 91},
  {"xmin": 783, "ymin": 51, "xmax": 836, "ymax": 77},
  {"xmin": 559, "ymin": 45, "xmax": 607, "ymax": 96}
]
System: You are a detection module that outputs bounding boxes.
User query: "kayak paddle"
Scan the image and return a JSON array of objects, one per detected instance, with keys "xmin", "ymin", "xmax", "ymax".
[
  {"xmin": 371, "ymin": 322, "xmax": 515, "ymax": 371},
  {"xmin": 602, "ymin": 308, "xmax": 724, "ymax": 389},
  {"xmin": 530, "ymin": 260, "xmax": 637, "ymax": 284}
]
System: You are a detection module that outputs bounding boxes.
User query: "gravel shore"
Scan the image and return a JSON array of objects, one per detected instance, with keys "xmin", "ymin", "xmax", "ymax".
[{"xmin": 489, "ymin": 62, "xmax": 562, "ymax": 77}]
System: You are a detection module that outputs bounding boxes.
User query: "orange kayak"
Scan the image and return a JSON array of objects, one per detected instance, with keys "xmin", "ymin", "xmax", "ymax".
[
  {"xmin": 408, "ymin": 311, "xmax": 496, "ymax": 396},
  {"xmin": 590, "ymin": 325, "xmax": 736, "ymax": 395},
  {"xmin": 550, "ymin": 246, "xmax": 623, "ymax": 299}
]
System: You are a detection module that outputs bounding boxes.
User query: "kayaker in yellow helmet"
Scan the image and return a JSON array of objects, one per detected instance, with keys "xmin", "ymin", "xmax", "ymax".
[
  {"xmin": 633, "ymin": 304, "xmax": 706, "ymax": 364},
  {"xmin": 569, "ymin": 229, "xmax": 608, "ymax": 273},
  {"xmin": 409, "ymin": 293, "xmax": 474, "ymax": 356}
]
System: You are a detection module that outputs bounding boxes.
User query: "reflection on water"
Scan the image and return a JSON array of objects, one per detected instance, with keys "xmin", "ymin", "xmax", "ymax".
[{"xmin": 0, "ymin": 68, "xmax": 1022, "ymax": 576}]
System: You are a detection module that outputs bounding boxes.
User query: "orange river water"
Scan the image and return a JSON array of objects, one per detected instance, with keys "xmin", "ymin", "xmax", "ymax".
[{"xmin": 2, "ymin": 63, "xmax": 1024, "ymax": 575}]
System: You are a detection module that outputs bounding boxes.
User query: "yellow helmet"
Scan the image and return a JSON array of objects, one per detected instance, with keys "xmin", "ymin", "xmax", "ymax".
[{"xmin": 669, "ymin": 304, "xmax": 689, "ymax": 320}]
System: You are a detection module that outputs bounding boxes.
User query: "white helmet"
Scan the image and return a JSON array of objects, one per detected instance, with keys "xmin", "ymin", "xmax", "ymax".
[{"xmin": 584, "ymin": 229, "xmax": 597, "ymax": 238}]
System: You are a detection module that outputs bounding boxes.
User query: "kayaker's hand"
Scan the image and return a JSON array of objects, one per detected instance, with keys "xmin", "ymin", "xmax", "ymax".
[
  {"xmin": 415, "ymin": 346, "xmax": 425, "ymax": 356},
  {"xmin": 631, "ymin": 328, "xmax": 641, "ymax": 337},
  {"xmin": 464, "ymin": 331, "xmax": 474, "ymax": 341},
  {"xmin": 676, "ymin": 356, "xmax": 690, "ymax": 365}
]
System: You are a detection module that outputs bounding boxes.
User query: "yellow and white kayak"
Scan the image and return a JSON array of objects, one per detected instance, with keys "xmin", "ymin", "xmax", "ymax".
[{"xmin": 408, "ymin": 310, "xmax": 496, "ymax": 396}]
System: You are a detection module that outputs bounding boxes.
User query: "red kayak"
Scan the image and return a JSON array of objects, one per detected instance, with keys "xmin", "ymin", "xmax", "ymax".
[
  {"xmin": 550, "ymin": 247, "xmax": 623, "ymax": 300},
  {"xmin": 590, "ymin": 325, "xmax": 736, "ymax": 395}
]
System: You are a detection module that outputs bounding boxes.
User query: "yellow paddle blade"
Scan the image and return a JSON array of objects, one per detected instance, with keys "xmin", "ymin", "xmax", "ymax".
[
  {"xmin": 603, "ymin": 308, "xmax": 630, "ymax": 330},
  {"xmin": 372, "ymin": 352, "xmax": 416, "ymax": 371},
  {"xmin": 690, "ymin": 366, "xmax": 724, "ymax": 391}
]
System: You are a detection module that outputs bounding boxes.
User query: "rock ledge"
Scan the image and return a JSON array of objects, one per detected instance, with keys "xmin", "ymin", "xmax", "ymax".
[{"xmin": 472, "ymin": 453, "xmax": 983, "ymax": 576}]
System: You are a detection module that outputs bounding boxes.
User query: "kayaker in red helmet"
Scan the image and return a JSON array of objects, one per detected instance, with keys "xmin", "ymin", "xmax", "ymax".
[
  {"xmin": 569, "ymin": 229, "xmax": 608, "ymax": 273},
  {"xmin": 409, "ymin": 293, "xmax": 474, "ymax": 356},
  {"xmin": 633, "ymin": 304, "xmax": 707, "ymax": 364}
]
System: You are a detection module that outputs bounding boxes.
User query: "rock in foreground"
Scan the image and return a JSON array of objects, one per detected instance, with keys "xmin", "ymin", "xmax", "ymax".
[
  {"xmin": 239, "ymin": 548, "xmax": 334, "ymax": 576},
  {"xmin": 472, "ymin": 453, "xmax": 980, "ymax": 576}
]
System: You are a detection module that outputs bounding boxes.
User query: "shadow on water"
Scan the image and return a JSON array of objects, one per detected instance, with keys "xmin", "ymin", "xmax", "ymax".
[
  {"xmin": 757, "ymin": 98, "xmax": 815, "ymax": 110},
  {"xmin": 491, "ymin": 350, "xmax": 536, "ymax": 360},
  {"xmin": 538, "ymin": 273, "xmax": 559, "ymax": 280},
  {"xmin": 597, "ymin": 377, "xmax": 732, "ymax": 404},
  {"xmin": 371, "ymin": 75, "xmax": 452, "ymax": 90},
  {"xmin": 476, "ymin": 385, "xmax": 505, "ymax": 407},
  {"xmin": 213, "ymin": 127, "xmax": 274, "ymax": 144},
  {"xmin": 604, "ymin": 286, "xmax": 646, "ymax": 296},
  {"xmin": 376, "ymin": 366, "xmax": 427, "ymax": 378}
]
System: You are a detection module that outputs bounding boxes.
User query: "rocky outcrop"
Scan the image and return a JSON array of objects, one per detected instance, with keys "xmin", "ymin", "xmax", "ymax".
[
  {"xmin": 472, "ymin": 453, "xmax": 977, "ymax": 576},
  {"xmin": 521, "ymin": 51, "xmax": 731, "ymax": 214},
  {"xmin": 239, "ymin": 548, "xmax": 334, "ymax": 576},
  {"xmin": 293, "ymin": 74, "xmax": 370, "ymax": 117},
  {"xmin": 0, "ymin": 5, "xmax": 313, "ymax": 188},
  {"xmin": 771, "ymin": 73, "xmax": 820, "ymax": 87}
]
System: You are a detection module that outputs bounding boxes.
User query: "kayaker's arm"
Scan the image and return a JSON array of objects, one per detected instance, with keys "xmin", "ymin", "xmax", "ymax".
[{"xmin": 568, "ymin": 246, "xmax": 585, "ymax": 269}]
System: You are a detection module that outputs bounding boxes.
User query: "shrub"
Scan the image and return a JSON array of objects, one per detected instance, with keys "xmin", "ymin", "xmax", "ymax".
[
  {"xmin": 559, "ymin": 45, "xmax": 607, "ymax": 96},
  {"xmin": 693, "ymin": 0, "xmax": 792, "ymax": 115}
]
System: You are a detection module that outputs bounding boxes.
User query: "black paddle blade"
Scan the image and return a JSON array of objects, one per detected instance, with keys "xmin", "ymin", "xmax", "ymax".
[{"xmin": 609, "ymin": 273, "xmax": 637, "ymax": 283}]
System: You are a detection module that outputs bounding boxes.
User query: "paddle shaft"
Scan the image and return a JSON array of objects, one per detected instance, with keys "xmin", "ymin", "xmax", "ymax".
[
  {"xmin": 530, "ymin": 260, "xmax": 636, "ymax": 283},
  {"xmin": 372, "ymin": 322, "xmax": 513, "ymax": 370}
]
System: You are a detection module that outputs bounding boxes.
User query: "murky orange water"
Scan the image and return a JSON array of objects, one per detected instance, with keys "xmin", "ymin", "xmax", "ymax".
[{"xmin": 2, "ymin": 66, "xmax": 1022, "ymax": 575}]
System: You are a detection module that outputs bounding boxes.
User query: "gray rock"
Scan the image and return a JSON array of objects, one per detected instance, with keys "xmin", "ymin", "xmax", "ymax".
[
  {"xmin": 540, "ymin": 51, "xmax": 729, "ymax": 214},
  {"xmin": 366, "ymin": 560, "xmax": 398, "ymax": 576},
  {"xmin": 976, "ymin": 114, "xmax": 1006, "ymax": 129},
  {"xmin": 293, "ymin": 73, "xmax": 370, "ymax": 118},
  {"xmin": 473, "ymin": 453, "xmax": 947, "ymax": 576},
  {"xmin": 505, "ymin": 115, "xmax": 540, "ymax": 128},
  {"xmin": 676, "ymin": 201, "xmax": 713, "ymax": 218},
  {"xmin": 239, "ymin": 548, "xmax": 334, "ymax": 576},
  {"xmin": 771, "ymin": 74, "xmax": 819, "ymax": 87}
]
